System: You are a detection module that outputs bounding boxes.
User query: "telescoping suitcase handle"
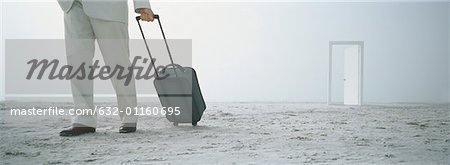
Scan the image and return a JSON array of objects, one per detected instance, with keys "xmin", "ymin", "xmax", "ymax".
[{"xmin": 136, "ymin": 14, "xmax": 179, "ymax": 78}]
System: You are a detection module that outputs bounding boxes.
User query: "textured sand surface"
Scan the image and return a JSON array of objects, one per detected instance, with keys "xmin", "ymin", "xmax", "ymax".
[{"xmin": 1, "ymin": 102, "xmax": 449, "ymax": 164}]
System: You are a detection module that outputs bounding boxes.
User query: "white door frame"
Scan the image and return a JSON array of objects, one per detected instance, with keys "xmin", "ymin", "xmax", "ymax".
[
  {"xmin": 328, "ymin": 41, "xmax": 364, "ymax": 105},
  {"xmin": 0, "ymin": 31, "xmax": 4, "ymax": 101}
]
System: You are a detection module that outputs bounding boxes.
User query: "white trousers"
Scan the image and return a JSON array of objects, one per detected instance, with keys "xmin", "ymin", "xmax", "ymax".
[{"xmin": 64, "ymin": 0, "xmax": 138, "ymax": 128}]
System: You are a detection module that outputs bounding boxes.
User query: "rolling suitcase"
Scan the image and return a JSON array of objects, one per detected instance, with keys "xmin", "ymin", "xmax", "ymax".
[{"xmin": 136, "ymin": 15, "xmax": 206, "ymax": 126}]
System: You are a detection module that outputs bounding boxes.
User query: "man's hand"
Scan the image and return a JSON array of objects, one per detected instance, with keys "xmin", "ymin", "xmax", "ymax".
[{"xmin": 139, "ymin": 8, "xmax": 154, "ymax": 22}]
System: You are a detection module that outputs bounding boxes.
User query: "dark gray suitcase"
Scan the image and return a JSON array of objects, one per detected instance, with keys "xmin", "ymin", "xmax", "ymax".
[{"xmin": 137, "ymin": 15, "xmax": 206, "ymax": 126}]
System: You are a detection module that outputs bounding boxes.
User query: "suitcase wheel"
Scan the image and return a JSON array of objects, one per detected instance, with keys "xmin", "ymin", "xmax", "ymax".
[
  {"xmin": 173, "ymin": 122, "xmax": 179, "ymax": 126},
  {"xmin": 192, "ymin": 122, "xmax": 197, "ymax": 126}
]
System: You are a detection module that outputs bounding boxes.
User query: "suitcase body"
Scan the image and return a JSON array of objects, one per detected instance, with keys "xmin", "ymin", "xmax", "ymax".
[{"xmin": 154, "ymin": 67, "xmax": 206, "ymax": 126}]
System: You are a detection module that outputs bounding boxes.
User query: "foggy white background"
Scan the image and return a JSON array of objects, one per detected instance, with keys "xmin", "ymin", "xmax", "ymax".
[{"xmin": 0, "ymin": 0, "xmax": 449, "ymax": 103}]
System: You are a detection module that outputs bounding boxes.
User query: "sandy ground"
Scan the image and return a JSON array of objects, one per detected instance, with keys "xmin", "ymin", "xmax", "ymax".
[{"xmin": 0, "ymin": 102, "xmax": 449, "ymax": 164}]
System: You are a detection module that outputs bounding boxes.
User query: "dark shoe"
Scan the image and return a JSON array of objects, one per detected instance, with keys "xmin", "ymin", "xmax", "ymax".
[
  {"xmin": 119, "ymin": 126, "xmax": 136, "ymax": 133},
  {"xmin": 60, "ymin": 127, "xmax": 96, "ymax": 136}
]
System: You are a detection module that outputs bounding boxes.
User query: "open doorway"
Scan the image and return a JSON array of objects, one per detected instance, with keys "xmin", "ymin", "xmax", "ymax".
[{"xmin": 328, "ymin": 41, "xmax": 364, "ymax": 105}]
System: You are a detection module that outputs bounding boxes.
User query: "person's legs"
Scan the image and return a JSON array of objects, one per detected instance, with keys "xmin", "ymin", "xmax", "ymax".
[
  {"xmin": 64, "ymin": 0, "xmax": 96, "ymax": 128},
  {"xmin": 89, "ymin": 18, "xmax": 138, "ymax": 129}
]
